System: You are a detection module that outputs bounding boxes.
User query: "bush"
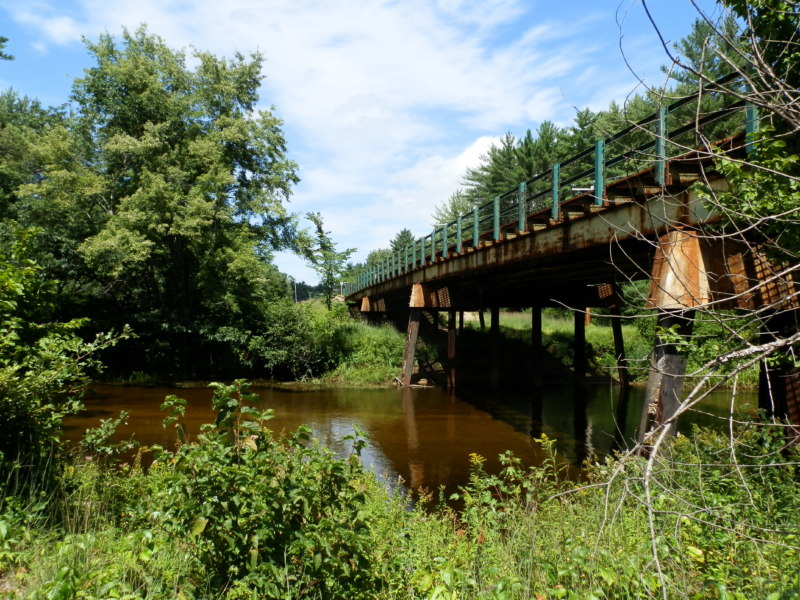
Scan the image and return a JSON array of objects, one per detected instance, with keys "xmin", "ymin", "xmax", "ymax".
[
  {"xmin": 0, "ymin": 228, "xmax": 127, "ymax": 490},
  {"xmin": 143, "ymin": 381, "xmax": 391, "ymax": 597},
  {"xmin": 324, "ymin": 320, "xmax": 405, "ymax": 385}
]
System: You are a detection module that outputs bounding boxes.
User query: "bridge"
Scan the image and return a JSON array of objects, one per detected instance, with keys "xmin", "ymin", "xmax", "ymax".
[{"xmin": 343, "ymin": 77, "xmax": 799, "ymax": 442}]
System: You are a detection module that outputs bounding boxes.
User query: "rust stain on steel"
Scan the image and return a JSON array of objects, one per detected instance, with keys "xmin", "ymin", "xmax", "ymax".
[
  {"xmin": 647, "ymin": 229, "xmax": 709, "ymax": 309},
  {"xmin": 348, "ymin": 184, "xmax": 720, "ymax": 303}
]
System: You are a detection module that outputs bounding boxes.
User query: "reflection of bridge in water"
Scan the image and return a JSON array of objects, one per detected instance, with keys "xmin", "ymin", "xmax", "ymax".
[{"xmin": 345, "ymin": 79, "xmax": 799, "ymax": 443}]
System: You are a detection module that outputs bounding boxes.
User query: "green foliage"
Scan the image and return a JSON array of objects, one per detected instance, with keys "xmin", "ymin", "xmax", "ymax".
[
  {"xmin": 303, "ymin": 212, "xmax": 355, "ymax": 309},
  {"xmin": 0, "ymin": 90, "xmax": 59, "ymax": 222},
  {"xmin": 138, "ymin": 381, "xmax": 389, "ymax": 597},
  {"xmin": 723, "ymin": 0, "xmax": 800, "ymax": 90},
  {"xmin": 0, "ymin": 228, "xmax": 128, "ymax": 482},
  {"xmin": 324, "ymin": 320, "xmax": 406, "ymax": 385},
  {"xmin": 390, "ymin": 228, "xmax": 415, "ymax": 253},
  {"xmin": 663, "ymin": 16, "xmax": 742, "ymax": 87},
  {"xmin": 698, "ymin": 131, "xmax": 800, "ymax": 261},
  {"xmin": 12, "ymin": 26, "xmax": 299, "ymax": 377},
  {"xmin": 432, "ymin": 189, "xmax": 473, "ymax": 226},
  {"xmin": 0, "ymin": 36, "xmax": 12, "ymax": 61},
  {"xmin": 6, "ymin": 392, "xmax": 800, "ymax": 599}
]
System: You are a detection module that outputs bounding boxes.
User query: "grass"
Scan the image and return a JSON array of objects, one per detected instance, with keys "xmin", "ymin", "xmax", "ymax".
[
  {"xmin": 3, "ymin": 419, "xmax": 798, "ymax": 599},
  {"xmin": 321, "ymin": 319, "xmax": 406, "ymax": 385},
  {"xmin": 458, "ymin": 309, "xmax": 760, "ymax": 386}
]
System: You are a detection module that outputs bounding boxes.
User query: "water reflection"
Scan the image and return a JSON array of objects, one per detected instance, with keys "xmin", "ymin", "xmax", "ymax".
[{"xmin": 63, "ymin": 382, "xmax": 757, "ymax": 497}]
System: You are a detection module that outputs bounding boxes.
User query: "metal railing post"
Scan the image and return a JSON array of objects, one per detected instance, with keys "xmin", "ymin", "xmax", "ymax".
[
  {"xmin": 517, "ymin": 182, "xmax": 526, "ymax": 232},
  {"xmin": 473, "ymin": 206, "xmax": 479, "ymax": 248},
  {"xmin": 594, "ymin": 139, "xmax": 605, "ymax": 206},
  {"xmin": 551, "ymin": 164, "xmax": 560, "ymax": 221},
  {"xmin": 745, "ymin": 102, "xmax": 759, "ymax": 155},
  {"xmin": 493, "ymin": 196, "xmax": 500, "ymax": 242},
  {"xmin": 456, "ymin": 215, "xmax": 463, "ymax": 253},
  {"xmin": 655, "ymin": 105, "xmax": 667, "ymax": 186}
]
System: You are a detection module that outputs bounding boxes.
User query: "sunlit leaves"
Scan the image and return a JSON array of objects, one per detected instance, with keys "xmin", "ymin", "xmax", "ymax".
[{"xmin": 14, "ymin": 26, "xmax": 300, "ymax": 375}]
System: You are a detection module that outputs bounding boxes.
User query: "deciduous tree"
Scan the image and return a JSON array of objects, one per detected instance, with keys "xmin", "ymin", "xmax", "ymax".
[{"xmin": 16, "ymin": 27, "xmax": 300, "ymax": 374}]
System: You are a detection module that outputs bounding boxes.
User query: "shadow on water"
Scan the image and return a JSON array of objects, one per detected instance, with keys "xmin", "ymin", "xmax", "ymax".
[
  {"xmin": 452, "ymin": 381, "xmax": 758, "ymax": 466},
  {"xmin": 63, "ymin": 381, "xmax": 757, "ymax": 499}
]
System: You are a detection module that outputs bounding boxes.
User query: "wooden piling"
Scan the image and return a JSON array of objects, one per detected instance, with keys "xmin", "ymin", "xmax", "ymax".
[
  {"xmin": 490, "ymin": 306, "xmax": 500, "ymax": 387},
  {"xmin": 638, "ymin": 310, "xmax": 694, "ymax": 444},
  {"xmin": 610, "ymin": 305, "xmax": 629, "ymax": 388},
  {"xmin": 447, "ymin": 310, "xmax": 457, "ymax": 390},
  {"xmin": 401, "ymin": 308, "xmax": 421, "ymax": 386},
  {"xmin": 531, "ymin": 306, "xmax": 543, "ymax": 387},
  {"xmin": 573, "ymin": 309, "xmax": 586, "ymax": 379},
  {"xmin": 758, "ymin": 311, "xmax": 800, "ymax": 441}
]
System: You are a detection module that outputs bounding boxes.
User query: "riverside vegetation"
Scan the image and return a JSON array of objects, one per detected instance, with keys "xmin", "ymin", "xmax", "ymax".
[
  {"xmin": 3, "ymin": 3, "xmax": 800, "ymax": 597},
  {"xmin": 3, "ymin": 232, "xmax": 797, "ymax": 598},
  {"xmin": 1, "ymin": 380, "xmax": 798, "ymax": 598}
]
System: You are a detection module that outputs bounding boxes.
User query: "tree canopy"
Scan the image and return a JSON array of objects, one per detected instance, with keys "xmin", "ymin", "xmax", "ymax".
[{"xmin": 9, "ymin": 27, "xmax": 301, "ymax": 375}]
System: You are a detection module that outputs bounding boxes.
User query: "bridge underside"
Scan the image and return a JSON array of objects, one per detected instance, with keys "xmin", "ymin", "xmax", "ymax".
[
  {"xmin": 344, "ymin": 143, "xmax": 799, "ymax": 445},
  {"xmin": 351, "ymin": 182, "xmax": 790, "ymax": 315}
]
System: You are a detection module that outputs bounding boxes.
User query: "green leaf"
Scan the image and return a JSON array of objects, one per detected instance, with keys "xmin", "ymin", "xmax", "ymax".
[{"xmin": 189, "ymin": 516, "xmax": 208, "ymax": 538}]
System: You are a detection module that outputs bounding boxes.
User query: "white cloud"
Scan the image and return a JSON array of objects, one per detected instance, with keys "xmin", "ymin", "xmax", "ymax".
[{"xmin": 0, "ymin": 0, "xmax": 719, "ymax": 280}]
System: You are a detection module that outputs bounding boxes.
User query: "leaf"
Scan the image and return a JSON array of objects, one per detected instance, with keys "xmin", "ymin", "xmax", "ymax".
[
  {"xmin": 189, "ymin": 516, "xmax": 208, "ymax": 538},
  {"xmin": 686, "ymin": 545, "xmax": 704, "ymax": 562}
]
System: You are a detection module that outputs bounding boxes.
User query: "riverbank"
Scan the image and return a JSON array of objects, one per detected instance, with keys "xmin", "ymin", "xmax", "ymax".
[
  {"xmin": 97, "ymin": 304, "xmax": 760, "ymax": 392},
  {"xmin": 2, "ymin": 381, "xmax": 797, "ymax": 598}
]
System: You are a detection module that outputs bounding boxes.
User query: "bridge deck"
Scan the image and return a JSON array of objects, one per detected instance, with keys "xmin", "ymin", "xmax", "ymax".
[{"xmin": 347, "ymin": 140, "xmax": 743, "ymax": 312}]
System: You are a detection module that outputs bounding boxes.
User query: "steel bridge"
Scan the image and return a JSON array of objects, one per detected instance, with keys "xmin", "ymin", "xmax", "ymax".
[{"xmin": 343, "ymin": 78, "xmax": 799, "ymax": 442}]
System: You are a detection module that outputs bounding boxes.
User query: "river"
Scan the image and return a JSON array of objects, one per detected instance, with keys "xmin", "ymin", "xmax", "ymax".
[{"xmin": 63, "ymin": 382, "xmax": 757, "ymax": 497}]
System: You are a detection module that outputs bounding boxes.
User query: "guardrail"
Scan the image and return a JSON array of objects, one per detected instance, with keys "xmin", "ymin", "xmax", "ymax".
[{"xmin": 344, "ymin": 74, "xmax": 755, "ymax": 296}]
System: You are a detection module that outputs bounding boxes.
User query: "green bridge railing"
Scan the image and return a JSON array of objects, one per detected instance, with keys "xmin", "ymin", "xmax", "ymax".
[{"xmin": 344, "ymin": 75, "xmax": 756, "ymax": 297}]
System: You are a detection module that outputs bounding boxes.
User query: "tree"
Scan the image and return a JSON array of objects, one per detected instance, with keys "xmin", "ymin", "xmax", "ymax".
[
  {"xmin": 305, "ymin": 212, "xmax": 355, "ymax": 309},
  {"xmin": 661, "ymin": 16, "xmax": 741, "ymax": 88},
  {"xmin": 432, "ymin": 190, "xmax": 473, "ymax": 226},
  {"xmin": 462, "ymin": 133, "xmax": 526, "ymax": 205},
  {"xmin": 0, "ymin": 91, "xmax": 58, "ymax": 221},
  {"xmin": 0, "ymin": 36, "xmax": 12, "ymax": 61},
  {"xmin": 648, "ymin": 1, "xmax": 799, "ymax": 135},
  {"xmin": 15, "ymin": 27, "xmax": 299, "ymax": 374},
  {"xmin": 390, "ymin": 228, "xmax": 415, "ymax": 253}
]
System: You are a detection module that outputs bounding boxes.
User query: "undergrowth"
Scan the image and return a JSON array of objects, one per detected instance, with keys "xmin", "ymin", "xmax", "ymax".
[{"xmin": 1, "ymin": 381, "xmax": 798, "ymax": 598}]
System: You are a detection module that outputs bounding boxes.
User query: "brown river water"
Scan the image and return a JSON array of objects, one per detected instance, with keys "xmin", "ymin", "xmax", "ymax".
[{"xmin": 63, "ymin": 383, "xmax": 757, "ymax": 497}]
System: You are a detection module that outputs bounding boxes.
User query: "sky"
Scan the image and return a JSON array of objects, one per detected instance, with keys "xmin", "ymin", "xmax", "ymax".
[{"xmin": 0, "ymin": 0, "xmax": 722, "ymax": 284}]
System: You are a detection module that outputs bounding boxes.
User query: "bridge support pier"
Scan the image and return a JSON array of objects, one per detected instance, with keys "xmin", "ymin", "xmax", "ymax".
[
  {"xmin": 531, "ymin": 306, "xmax": 543, "ymax": 387},
  {"xmin": 447, "ymin": 310, "xmax": 457, "ymax": 390},
  {"xmin": 638, "ymin": 309, "xmax": 695, "ymax": 445},
  {"xmin": 401, "ymin": 308, "xmax": 421, "ymax": 386},
  {"xmin": 637, "ymin": 228, "xmax": 707, "ymax": 447},
  {"xmin": 490, "ymin": 307, "xmax": 500, "ymax": 387}
]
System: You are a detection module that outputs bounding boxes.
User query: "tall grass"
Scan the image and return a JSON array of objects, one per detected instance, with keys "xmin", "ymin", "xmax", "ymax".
[
  {"xmin": 460, "ymin": 309, "xmax": 759, "ymax": 386},
  {"xmin": 323, "ymin": 320, "xmax": 406, "ymax": 385},
  {"xmin": 4, "ymin": 418, "xmax": 798, "ymax": 599}
]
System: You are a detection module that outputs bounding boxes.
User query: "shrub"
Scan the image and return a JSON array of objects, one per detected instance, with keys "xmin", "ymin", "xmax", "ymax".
[
  {"xmin": 325, "ymin": 320, "xmax": 405, "ymax": 385},
  {"xmin": 144, "ymin": 381, "xmax": 391, "ymax": 597}
]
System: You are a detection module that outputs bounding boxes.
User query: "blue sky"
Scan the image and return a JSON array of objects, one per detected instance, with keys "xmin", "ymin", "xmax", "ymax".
[{"xmin": 1, "ymin": 0, "xmax": 721, "ymax": 284}]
